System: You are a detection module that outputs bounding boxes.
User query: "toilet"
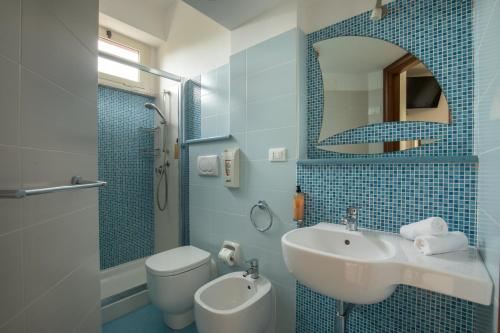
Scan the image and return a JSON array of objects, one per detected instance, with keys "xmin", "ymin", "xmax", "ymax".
[{"xmin": 146, "ymin": 246, "xmax": 211, "ymax": 329}]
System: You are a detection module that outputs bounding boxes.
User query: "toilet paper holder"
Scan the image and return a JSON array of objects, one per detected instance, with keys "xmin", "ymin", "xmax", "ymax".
[{"xmin": 219, "ymin": 241, "xmax": 241, "ymax": 266}]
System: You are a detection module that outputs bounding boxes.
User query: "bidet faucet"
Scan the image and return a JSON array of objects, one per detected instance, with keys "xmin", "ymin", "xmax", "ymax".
[
  {"xmin": 243, "ymin": 259, "xmax": 259, "ymax": 279},
  {"xmin": 340, "ymin": 207, "xmax": 358, "ymax": 231}
]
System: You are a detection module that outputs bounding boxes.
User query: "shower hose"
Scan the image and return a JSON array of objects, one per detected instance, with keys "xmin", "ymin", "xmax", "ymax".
[{"xmin": 157, "ymin": 149, "xmax": 169, "ymax": 211}]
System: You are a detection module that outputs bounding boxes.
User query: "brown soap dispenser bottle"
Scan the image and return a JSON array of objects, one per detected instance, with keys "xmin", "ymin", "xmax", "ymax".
[{"xmin": 293, "ymin": 185, "xmax": 304, "ymax": 224}]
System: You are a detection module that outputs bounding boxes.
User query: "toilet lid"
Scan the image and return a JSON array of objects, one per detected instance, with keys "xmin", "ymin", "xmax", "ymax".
[{"xmin": 145, "ymin": 246, "xmax": 210, "ymax": 276}]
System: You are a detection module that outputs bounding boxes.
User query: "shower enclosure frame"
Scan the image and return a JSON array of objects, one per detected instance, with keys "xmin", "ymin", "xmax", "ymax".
[
  {"xmin": 99, "ymin": 50, "xmax": 188, "ymax": 247},
  {"xmin": 98, "ymin": 52, "xmax": 190, "ymax": 323}
]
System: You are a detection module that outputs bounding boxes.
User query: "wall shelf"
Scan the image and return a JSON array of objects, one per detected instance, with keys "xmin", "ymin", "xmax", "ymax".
[
  {"xmin": 184, "ymin": 134, "xmax": 232, "ymax": 145},
  {"xmin": 297, "ymin": 155, "xmax": 479, "ymax": 166}
]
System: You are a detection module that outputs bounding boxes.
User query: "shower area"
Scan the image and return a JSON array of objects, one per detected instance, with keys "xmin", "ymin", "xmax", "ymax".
[{"xmin": 96, "ymin": 31, "xmax": 185, "ymax": 322}]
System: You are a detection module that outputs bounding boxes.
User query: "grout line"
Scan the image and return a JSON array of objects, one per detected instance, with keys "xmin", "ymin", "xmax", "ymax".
[
  {"xmin": 71, "ymin": 301, "xmax": 101, "ymax": 333},
  {"xmin": 0, "ymin": 204, "xmax": 98, "ymax": 238},
  {"xmin": 13, "ymin": 144, "xmax": 98, "ymax": 158},
  {"xmin": 23, "ymin": 251, "xmax": 100, "ymax": 319},
  {"xmin": 21, "ymin": 64, "xmax": 97, "ymax": 108},
  {"xmin": 245, "ymin": 91, "xmax": 297, "ymax": 106},
  {"xmin": 0, "ymin": 251, "xmax": 98, "ymax": 331},
  {"xmin": 477, "ymin": 145, "xmax": 500, "ymax": 156},
  {"xmin": 474, "ymin": 0, "xmax": 500, "ymax": 58},
  {"xmin": 246, "ymin": 59, "xmax": 297, "ymax": 79},
  {"xmin": 246, "ymin": 125, "xmax": 297, "ymax": 134}
]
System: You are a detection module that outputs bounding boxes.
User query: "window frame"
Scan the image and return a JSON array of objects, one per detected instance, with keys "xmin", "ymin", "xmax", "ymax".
[
  {"xmin": 98, "ymin": 27, "xmax": 156, "ymax": 96},
  {"xmin": 98, "ymin": 37, "xmax": 141, "ymax": 83}
]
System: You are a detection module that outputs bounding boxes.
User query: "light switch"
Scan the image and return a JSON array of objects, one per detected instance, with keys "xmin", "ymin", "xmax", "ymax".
[{"xmin": 268, "ymin": 148, "xmax": 287, "ymax": 162}]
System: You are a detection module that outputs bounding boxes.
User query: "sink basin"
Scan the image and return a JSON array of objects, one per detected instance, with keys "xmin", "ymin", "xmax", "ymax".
[
  {"xmin": 282, "ymin": 223, "xmax": 398, "ymax": 304},
  {"xmin": 282, "ymin": 222, "xmax": 493, "ymax": 305}
]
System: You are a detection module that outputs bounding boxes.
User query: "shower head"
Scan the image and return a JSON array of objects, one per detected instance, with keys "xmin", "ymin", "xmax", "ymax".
[{"xmin": 145, "ymin": 103, "xmax": 167, "ymax": 124}]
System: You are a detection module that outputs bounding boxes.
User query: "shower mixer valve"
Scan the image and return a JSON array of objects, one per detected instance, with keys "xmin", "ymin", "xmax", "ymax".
[{"xmin": 155, "ymin": 162, "xmax": 170, "ymax": 175}]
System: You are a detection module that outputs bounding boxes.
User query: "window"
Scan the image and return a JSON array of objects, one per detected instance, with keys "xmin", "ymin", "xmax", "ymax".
[{"xmin": 98, "ymin": 38, "xmax": 140, "ymax": 82}]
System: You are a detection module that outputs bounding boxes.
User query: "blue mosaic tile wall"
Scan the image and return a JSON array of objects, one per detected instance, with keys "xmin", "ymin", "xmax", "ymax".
[
  {"xmin": 297, "ymin": 0, "xmax": 480, "ymax": 332},
  {"xmin": 307, "ymin": 0, "xmax": 473, "ymax": 159},
  {"xmin": 98, "ymin": 85, "xmax": 155, "ymax": 269},
  {"xmin": 298, "ymin": 163, "xmax": 477, "ymax": 244}
]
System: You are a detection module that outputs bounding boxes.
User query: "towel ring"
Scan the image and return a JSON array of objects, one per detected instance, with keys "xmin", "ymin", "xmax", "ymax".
[{"xmin": 250, "ymin": 200, "xmax": 273, "ymax": 232}]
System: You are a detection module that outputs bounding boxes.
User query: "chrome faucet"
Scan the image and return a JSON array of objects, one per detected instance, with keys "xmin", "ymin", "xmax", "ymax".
[
  {"xmin": 340, "ymin": 207, "xmax": 358, "ymax": 231},
  {"xmin": 243, "ymin": 259, "xmax": 259, "ymax": 279}
]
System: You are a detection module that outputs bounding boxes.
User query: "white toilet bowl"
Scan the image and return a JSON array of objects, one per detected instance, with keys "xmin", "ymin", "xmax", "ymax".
[
  {"xmin": 194, "ymin": 272, "xmax": 273, "ymax": 333},
  {"xmin": 146, "ymin": 246, "xmax": 211, "ymax": 330}
]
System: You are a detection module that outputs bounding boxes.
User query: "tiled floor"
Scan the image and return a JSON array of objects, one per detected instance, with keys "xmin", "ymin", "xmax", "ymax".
[{"xmin": 103, "ymin": 305, "xmax": 198, "ymax": 333}]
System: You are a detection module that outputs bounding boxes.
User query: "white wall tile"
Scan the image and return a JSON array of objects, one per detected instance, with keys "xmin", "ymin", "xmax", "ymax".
[
  {"xmin": 0, "ymin": 55, "xmax": 20, "ymax": 146},
  {"xmin": 73, "ymin": 303, "xmax": 101, "ymax": 333},
  {"xmin": 0, "ymin": 0, "xmax": 100, "ymax": 329},
  {"xmin": 230, "ymin": 51, "xmax": 246, "ymax": 81},
  {"xmin": 246, "ymin": 127, "xmax": 297, "ymax": 161},
  {"xmin": 21, "ymin": 0, "xmax": 97, "ymax": 103},
  {"xmin": 21, "ymin": 190, "xmax": 97, "ymax": 229},
  {"xmin": 20, "ymin": 148, "xmax": 97, "ymax": 189},
  {"xmin": 20, "ymin": 69, "xmax": 97, "ymax": 155},
  {"xmin": 0, "ymin": 145, "xmax": 21, "ymax": 235},
  {"xmin": 0, "ymin": 232, "xmax": 24, "ymax": 327},
  {"xmin": 0, "ymin": 0, "xmax": 20, "ymax": 62},
  {"xmin": 246, "ymin": 160, "xmax": 296, "ymax": 192},
  {"xmin": 273, "ymin": 283, "xmax": 296, "ymax": 333},
  {"xmin": 246, "ymin": 29, "xmax": 296, "ymax": 74},
  {"xmin": 247, "ymin": 61, "xmax": 296, "ymax": 103},
  {"xmin": 0, "ymin": 313, "xmax": 25, "ymax": 333},
  {"xmin": 189, "ymin": 29, "xmax": 300, "ymax": 333},
  {"xmin": 22, "ymin": 206, "xmax": 98, "ymax": 304},
  {"xmin": 25, "ymin": 254, "xmax": 100, "ymax": 333},
  {"xmin": 475, "ymin": 0, "xmax": 500, "ymax": 330},
  {"xmin": 46, "ymin": 0, "xmax": 98, "ymax": 54},
  {"xmin": 247, "ymin": 93, "xmax": 297, "ymax": 131}
]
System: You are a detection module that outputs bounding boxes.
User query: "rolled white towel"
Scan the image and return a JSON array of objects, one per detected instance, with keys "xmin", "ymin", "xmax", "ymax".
[
  {"xmin": 400, "ymin": 217, "xmax": 448, "ymax": 241},
  {"xmin": 414, "ymin": 231, "xmax": 469, "ymax": 255}
]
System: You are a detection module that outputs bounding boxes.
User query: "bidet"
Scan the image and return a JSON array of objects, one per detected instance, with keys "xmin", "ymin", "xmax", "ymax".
[{"xmin": 194, "ymin": 272, "xmax": 273, "ymax": 333}]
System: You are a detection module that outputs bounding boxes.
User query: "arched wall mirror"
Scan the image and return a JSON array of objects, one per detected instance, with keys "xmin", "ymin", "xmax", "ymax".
[{"xmin": 314, "ymin": 36, "xmax": 450, "ymax": 154}]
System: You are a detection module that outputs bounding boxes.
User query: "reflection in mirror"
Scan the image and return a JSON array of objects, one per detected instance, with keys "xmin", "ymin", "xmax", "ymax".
[
  {"xmin": 314, "ymin": 36, "xmax": 450, "ymax": 153},
  {"xmin": 318, "ymin": 139, "xmax": 437, "ymax": 154},
  {"xmin": 185, "ymin": 64, "xmax": 230, "ymax": 141}
]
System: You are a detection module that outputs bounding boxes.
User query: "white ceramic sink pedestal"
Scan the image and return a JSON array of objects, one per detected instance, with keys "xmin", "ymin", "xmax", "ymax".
[{"xmin": 281, "ymin": 222, "xmax": 492, "ymax": 305}]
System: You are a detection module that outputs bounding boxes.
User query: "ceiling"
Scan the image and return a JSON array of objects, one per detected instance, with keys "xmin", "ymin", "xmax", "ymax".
[{"xmin": 182, "ymin": 0, "xmax": 294, "ymax": 30}]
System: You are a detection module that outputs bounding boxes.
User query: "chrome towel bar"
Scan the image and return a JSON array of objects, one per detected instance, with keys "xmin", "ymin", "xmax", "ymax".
[{"xmin": 0, "ymin": 176, "xmax": 107, "ymax": 199}]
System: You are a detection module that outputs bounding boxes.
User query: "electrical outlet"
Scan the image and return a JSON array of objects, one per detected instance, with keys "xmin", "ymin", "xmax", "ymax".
[{"xmin": 268, "ymin": 148, "xmax": 287, "ymax": 162}]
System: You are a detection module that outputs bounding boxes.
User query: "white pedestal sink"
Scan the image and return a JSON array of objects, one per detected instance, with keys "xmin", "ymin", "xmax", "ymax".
[{"xmin": 281, "ymin": 222, "xmax": 492, "ymax": 305}]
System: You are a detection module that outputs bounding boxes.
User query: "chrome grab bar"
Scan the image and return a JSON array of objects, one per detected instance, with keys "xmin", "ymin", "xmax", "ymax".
[{"xmin": 0, "ymin": 176, "xmax": 107, "ymax": 199}]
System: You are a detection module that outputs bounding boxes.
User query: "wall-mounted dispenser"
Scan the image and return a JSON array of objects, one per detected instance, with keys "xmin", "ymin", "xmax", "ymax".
[
  {"xmin": 222, "ymin": 148, "xmax": 240, "ymax": 188},
  {"xmin": 218, "ymin": 241, "xmax": 241, "ymax": 266}
]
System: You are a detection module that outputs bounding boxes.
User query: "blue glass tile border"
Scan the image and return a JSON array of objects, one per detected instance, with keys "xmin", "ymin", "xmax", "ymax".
[
  {"xmin": 298, "ymin": 155, "xmax": 479, "ymax": 165},
  {"xmin": 307, "ymin": 0, "xmax": 474, "ymax": 159}
]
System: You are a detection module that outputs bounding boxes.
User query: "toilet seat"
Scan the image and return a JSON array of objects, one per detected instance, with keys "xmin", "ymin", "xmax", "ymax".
[{"xmin": 146, "ymin": 246, "xmax": 210, "ymax": 277}]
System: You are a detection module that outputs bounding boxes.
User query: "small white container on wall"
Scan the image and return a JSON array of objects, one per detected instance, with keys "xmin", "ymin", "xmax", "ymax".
[{"xmin": 222, "ymin": 148, "xmax": 240, "ymax": 188}]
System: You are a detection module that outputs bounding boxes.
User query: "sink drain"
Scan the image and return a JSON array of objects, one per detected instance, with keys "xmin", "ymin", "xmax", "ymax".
[{"xmin": 344, "ymin": 240, "xmax": 350, "ymax": 245}]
